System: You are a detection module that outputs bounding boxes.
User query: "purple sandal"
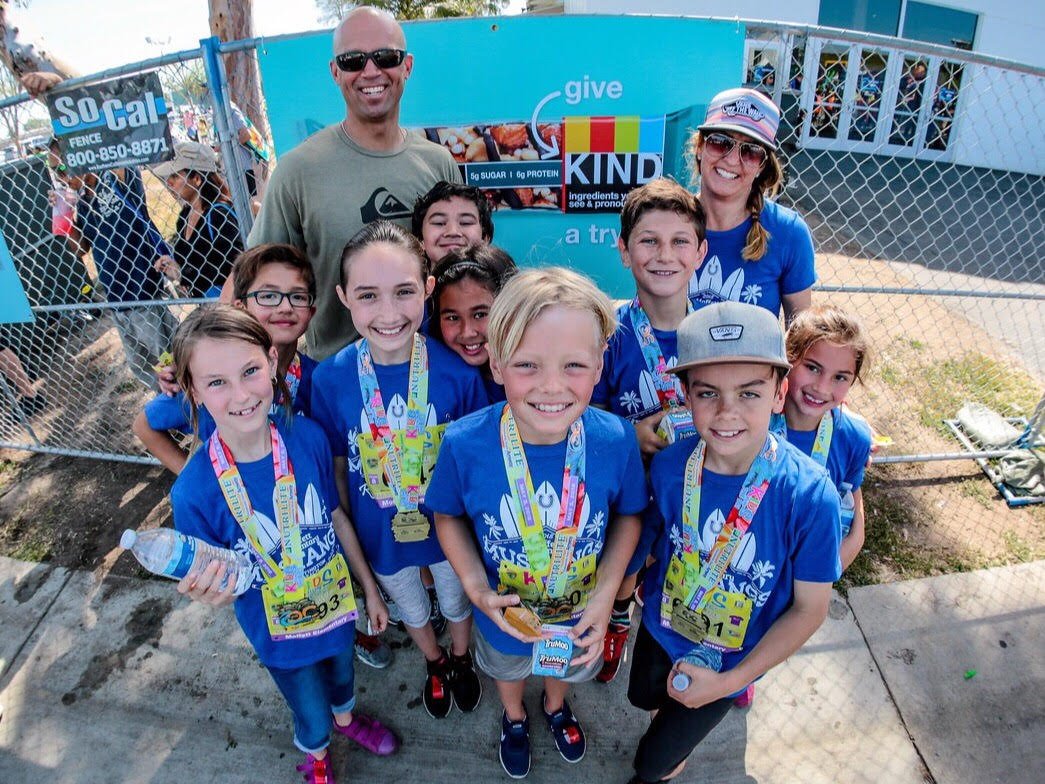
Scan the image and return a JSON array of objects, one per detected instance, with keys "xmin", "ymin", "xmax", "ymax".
[{"xmin": 334, "ymin": 713, "xmax": 400, "ymax": 756}]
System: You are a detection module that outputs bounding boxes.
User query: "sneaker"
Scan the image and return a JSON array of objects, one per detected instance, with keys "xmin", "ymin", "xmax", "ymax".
[
  {"xmin": 354, "ymin": 632, "xmax": 392, "ymax": 669},
  {"xmin": 448, "ymin": 648, "xmax": 482, "ymax": 712},
  {"xmin": 428, "ymin": 586, "xmax": 447, "ymax": 636},
  {"xmin": 499, "ymin": 709, "xmax": 531, "ymax": 779},
  {"xmin": 595, "ymin": 622, "xmax": 630, "ymax": 684},
  {"xmin": 423, "ymin": 648, "xmax": 453, "ymax": 719},
  {"xmin": 296, "ymin": 753, "xmax": 335, "ymax": 784},
  {"xmin": 333, "ymin": 712, "xmax": 399, "ymax": 756},
  {"xmin": 734, "ymin": 683, "xmax": 755, "ymax": 708},
  {"xmin": 541, "ymin": 693, "xmax": 585, "ymax": 763}
]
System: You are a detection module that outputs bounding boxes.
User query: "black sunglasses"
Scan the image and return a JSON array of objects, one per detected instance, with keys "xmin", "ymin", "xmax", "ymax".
[
  {"xmin": 703, "ymin": 132, "xmax": 769, "ymax": 167},
  {"xmin": 334, "ymin": 48, "xmax": 407, "ymax": 72}
]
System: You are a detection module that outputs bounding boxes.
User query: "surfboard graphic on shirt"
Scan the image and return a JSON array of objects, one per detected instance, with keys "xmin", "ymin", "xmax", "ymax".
[{"xmin": 688, "ymin": 255, "xmax": 752, "ymax": 305}]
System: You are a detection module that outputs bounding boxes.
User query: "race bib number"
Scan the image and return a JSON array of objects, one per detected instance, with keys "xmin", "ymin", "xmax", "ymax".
[
  {"xmin": 263, "ymin": 554, "xmax": 357, "ymax": 641},
  {"xmin": 497, "ymin": 553, "xmax": 597, "ymax": 623}
]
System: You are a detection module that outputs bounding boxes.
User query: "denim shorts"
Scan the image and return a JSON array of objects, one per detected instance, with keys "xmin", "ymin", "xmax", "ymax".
[
  {"xmin": 266, "ymin": 645, "xmax": 357, "ymax": 754},
  {"xmin": 374, "ymin": 560, "xmax": 471, "ymax": 628}
]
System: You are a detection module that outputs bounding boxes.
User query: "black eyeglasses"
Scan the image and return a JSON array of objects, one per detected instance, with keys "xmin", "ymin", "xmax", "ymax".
[
  {"xmin": 334, "ymin": 48, "xmax": 407, "ymax": 72},
  {"xmin": 703, "ymin": 132, "xmax": 769, "ymax": 167},
  {"xmin": 245, "ymin": 290, "xmax": 315, "ymax": 309}
]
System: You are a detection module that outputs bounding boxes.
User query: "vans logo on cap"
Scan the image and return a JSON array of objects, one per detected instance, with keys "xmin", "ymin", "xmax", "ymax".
[
  {"xmin": 722, "ymin": 98, "xmax": 765, "ymax": 122},
  {"xmin": 709, "ymin": 324, "xmax": 743, "ymax": 341}
]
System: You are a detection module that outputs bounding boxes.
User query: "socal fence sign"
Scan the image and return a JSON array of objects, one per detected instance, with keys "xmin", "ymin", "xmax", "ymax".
[{"xmin": 47, "ymin": 72, "xmax": 174, "ymax": 174}]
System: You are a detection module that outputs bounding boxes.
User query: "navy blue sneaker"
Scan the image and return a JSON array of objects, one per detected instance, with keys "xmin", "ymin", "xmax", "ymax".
[
  {"xmin": 499, "ymin": 709, "xmax": 531, "ymax": 779},
  {"xmin": 542, "ymin": 693, "xmax": 585, "ymax": 763}
]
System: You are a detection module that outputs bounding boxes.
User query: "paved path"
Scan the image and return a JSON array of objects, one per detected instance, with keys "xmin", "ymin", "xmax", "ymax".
[{"xmin": 1, "ymin": 557, "xmax": 1041, "ymax": 783}]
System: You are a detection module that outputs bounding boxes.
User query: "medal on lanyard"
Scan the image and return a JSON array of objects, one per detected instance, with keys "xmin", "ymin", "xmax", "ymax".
[
  {"xmin": 660, "ymin": 435, "xmax": 778, "ymax": 637},
  {"xmin": 499, "ymin": 406, "xmax": 585, "ymax": 603},
  {"xmin": 207, "ymin": 422, "xmax": 306, "ymax": 601},
  {"xmin": 281, "ymin": 353, "xmax": 303, "ymax": 410},
  {"xmin": 357, "ymin": 335, "xmax": 431, "ymax": 543},
  {"xmin": 629, "ymin": 299, "xmax": 690, "ymax": 412}
]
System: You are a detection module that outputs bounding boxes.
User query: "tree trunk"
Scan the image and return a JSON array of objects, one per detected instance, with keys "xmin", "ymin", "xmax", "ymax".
[
  {"xmin": 208, "ymin": 0, "xmax": 271, "ymax": 142},
  {"xmin": 0, "ymin": 0, "xmax": 77, "ymax": 79}
]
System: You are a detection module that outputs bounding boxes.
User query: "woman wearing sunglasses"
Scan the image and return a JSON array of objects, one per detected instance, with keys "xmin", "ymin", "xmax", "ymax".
[{"xmin": 687, "ymin": 88, "xmax": 815, "ymax": 323}]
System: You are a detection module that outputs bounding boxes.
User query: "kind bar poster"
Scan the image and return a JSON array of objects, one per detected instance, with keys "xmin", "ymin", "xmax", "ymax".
[{"xmin": 48, "ymin": 72, "xmax": 174, "ymax": 174}]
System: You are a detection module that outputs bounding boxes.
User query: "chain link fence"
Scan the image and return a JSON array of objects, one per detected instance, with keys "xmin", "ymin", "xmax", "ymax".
[{"xmin": 0, "ymin": 22, "xmax": 1042, "ymax": 578}]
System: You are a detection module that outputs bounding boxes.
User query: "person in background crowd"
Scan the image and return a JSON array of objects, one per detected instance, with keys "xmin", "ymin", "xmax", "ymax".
[{"xmin": 152, "ymin": 141, "xmax": 243, "ymax": 299}]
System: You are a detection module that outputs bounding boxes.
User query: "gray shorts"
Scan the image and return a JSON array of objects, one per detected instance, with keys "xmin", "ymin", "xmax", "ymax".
[
  {"xmin": 473, "ymin": 623, "xmax": 602, "ymax": 683},
  {"xmin": 374, "ymin": 560, "xmax": 471, "ymax": 628}
]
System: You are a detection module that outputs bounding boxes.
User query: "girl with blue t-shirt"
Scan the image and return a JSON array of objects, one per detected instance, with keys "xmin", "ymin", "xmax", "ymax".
[
  {"xmin": 310, "ymin": 222, "xmax": 488, "ymax": 722},
  {"xmin": 429, "ymin": 244, "xmax": 517, "ymax": 404},
  {"xmin": 686, "ymin": 88, "xmax": 816, "ymax": 322},
  {"xmin": 780, "ymin": 303, "xmax": 874, "ymax": 570},
  {"xmin": 167, "ymin": 305, "xmax": 397, "ymax": 784},
  {"xmin": 427, "ymin": 267, "xmax": 647, "ymax": 779}
]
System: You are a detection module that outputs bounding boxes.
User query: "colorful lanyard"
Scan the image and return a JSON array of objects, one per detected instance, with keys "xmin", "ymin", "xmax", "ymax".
[
  {"xmin": 662, "ymin": 435, "xmax": 778, "ymax": 625},
  {"xmin": 629, "ymin": 298, "xmax": 690, "ymax": 411},
  {"xmin": 357, "ymin": 335, "xmax": 429, "ymax": 512},
  {"xmin": 207, "ymin": 422, "xmax": 305, "ymax": 601},
  {"xmin": 770, "ymin": 411, "xmax": 833, "ymax": 467},
  {"xmin": 499, "ymin": 405, "xmax": 585, "ymax": 600},
  {"xmin": 271, "ymin": 352, "xmax": 302, "ymax": 415}
]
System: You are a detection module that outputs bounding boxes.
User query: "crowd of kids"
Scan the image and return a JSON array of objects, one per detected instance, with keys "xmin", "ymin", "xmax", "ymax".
[{"xmin": 132, "ymin": 91, "xmax": 877, "ymax": 784}]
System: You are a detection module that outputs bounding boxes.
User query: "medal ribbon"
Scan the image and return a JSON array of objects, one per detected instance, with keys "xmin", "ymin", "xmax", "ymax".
[
  {"xmin": 499, "ymin": 405, "xmax": 585, "ymax": 599},
  {"xmin": 207, "ymin": 422, "xmax": 306, "ymax": 600},
  {"xmin": 357, "ymin": 335, "xmax": 429, "ymax": 513},
  {"xmin": 629, "ymin": 298, "xmax": 691, "ymax": 411},
  {"xmin": 272, "ymin": 352, "xmax": 303, "ymax": 414},
  {"xmin": 770, "ymin": 411, "xmax": 833, "ymax": 467},
  {"xmin": 660, "ymin": 435, "xmax": 779, "ymax": 627}
]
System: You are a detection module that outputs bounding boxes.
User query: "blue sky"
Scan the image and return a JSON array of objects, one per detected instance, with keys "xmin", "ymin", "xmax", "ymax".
[{"xmin": 12, "ymin": 0, "xmax": 523, "ymax": 75}]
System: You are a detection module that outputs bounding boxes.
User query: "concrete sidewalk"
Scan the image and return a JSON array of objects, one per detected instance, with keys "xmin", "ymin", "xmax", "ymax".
[{"xmin": 0, "ymin": 557, "xmax": 1041, "ymax": 784}]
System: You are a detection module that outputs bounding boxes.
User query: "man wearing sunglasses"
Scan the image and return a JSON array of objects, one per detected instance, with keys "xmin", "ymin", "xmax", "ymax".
[{"xmin": 248, "ymin": 6, "xmax": 460, "ymax": 362}]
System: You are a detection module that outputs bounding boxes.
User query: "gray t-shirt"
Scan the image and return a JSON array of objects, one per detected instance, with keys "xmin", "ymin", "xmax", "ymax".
[{"xmin": 248, "ymin": 124, "xmax": 461, "ymax": 360}]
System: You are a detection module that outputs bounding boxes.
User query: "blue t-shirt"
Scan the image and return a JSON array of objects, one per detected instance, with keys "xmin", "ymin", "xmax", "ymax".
[
  {"xmin": 593, "ymin": 301, "xmax": 681, "ymax": 422},
  {"xmin": 785, "ymin": 407, "xmax": 873, "ymax": 497},
  {"xmin": 687, "ymin": 200, "xmax": 816, "ymax": 317},
  {"xmin": 143, "ymin": 353, "xmax": 317, "ymax": 438},
  {"xmin": 426, "ymin": 404, "xmax": 649, "ymax": 656},
  {"xmin": 76, "ymin": 169, "xmax": 170, "ymax": 303},
  {"xmin": 310, "ymin": 338, "xmax": 486, "ymax": 575},
  {"xmin": 171, "ymin": 415, "xmax": 353, "ymax": 670},
  {"xmin": 641, "ymin": 437, "xmax": 841, "ymax": 674}
]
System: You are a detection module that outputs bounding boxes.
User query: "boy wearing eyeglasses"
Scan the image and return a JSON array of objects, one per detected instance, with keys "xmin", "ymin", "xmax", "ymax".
[
  {"xmin": 247, "ymin": 6, "xmax": 461, "ymax": 362},
  {"xmin": 133, "ymin": 244, "xmax": 319, "ymax": 474}
]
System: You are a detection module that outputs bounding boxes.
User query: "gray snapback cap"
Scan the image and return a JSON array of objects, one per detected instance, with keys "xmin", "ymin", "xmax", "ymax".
[{"xmin": 670, "ymin": 300, "xmax": 790, "ymax": 376}]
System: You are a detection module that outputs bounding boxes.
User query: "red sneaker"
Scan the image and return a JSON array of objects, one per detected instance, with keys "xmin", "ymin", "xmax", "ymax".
[
  {"xmin": 734, "ymin": 683, "xmax": 755, "ymax": 708},
  {"xmin": 297, "ymin": 753, "xmax": 335, "ymax": 784},
  {"xmin": 595, "ymin": 624, "xmax": 630, "ymax": 684}
]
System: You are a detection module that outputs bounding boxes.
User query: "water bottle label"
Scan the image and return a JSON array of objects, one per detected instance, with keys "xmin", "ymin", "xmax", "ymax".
[
  {"xmin": 840, "ymin": 509, "xmax": 855, "ymax": 537},
  {"xmin": 163, "ymin": 535, "xmax": 197, "ymax": 579}
]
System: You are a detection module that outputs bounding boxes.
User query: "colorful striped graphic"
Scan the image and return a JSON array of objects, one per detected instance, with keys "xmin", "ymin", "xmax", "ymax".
[{"xmin": 563, "ymin": 116, "xmax": 665, "ymax": 154}]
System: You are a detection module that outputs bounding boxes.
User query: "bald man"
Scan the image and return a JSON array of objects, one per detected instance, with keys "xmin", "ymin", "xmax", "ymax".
[{"xmin": 248, "ymin": 7, "xmax": 460, "ymax": 360}]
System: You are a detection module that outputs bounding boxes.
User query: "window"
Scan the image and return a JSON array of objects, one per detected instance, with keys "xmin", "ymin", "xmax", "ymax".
[
  {"xmin": 818, "ymin": 0, "xmax": 901, "ymax": 37},
  {"xmin": 902, "ymin": 2, "xmax": 978, "ymax": 49}
]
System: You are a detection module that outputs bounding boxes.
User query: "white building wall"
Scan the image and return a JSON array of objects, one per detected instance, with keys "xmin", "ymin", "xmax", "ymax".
[{"xmin": 563, "ymin": 0, "xmax": 1045, "ymax": 69}]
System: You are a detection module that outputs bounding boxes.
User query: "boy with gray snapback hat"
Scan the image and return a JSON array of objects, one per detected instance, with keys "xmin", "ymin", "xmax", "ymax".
[{"xmin": 625, "ymin": 300, "xmax": 841, "ymax": 784}]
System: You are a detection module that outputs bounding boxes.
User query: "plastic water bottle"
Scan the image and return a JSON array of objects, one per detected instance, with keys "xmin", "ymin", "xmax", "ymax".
[
  {"xmin": 120, "ymin": 529, "xmax": 251, "ymax": 595},
  {"xmin": 51, "ymin": 187, "xmax": 75, "ymax": 236},
  {"xmin": 839, "ymin": 482, "xmax": 856, "ymax": 537},
  {"xmin": 671, "ymin": 645, "xmax": 723, "ymax": 691}
]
